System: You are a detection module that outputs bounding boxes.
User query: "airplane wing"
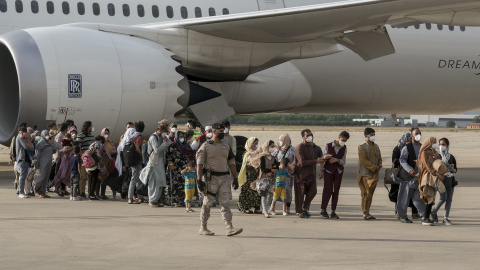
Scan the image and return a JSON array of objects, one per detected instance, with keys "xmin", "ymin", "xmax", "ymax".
[{"xmin": 73, "ymin": 0, "xmax": 480, "ymax": 80}]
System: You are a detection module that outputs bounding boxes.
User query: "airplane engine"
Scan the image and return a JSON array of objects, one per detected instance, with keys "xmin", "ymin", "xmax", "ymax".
[{"xmin": 0, "ymin": 26, "xmax": 185, "ymax": 144}]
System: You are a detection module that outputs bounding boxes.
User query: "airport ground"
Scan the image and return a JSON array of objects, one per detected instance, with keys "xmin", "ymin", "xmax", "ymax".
[{"xmin": 0, "ymin": 128, "xmax": 479, "ymax": 269}]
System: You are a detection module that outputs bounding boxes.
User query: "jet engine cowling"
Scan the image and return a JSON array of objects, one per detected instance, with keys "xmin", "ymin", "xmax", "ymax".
[{"xmin": 0, "ymin": 26, "xmax": 184, "ymax": 144}]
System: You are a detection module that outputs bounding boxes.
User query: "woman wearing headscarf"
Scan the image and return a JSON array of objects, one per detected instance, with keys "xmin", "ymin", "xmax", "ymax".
[
  {"xmin": 98, "ymin": 128, "xmax": 117, "ymax": 200},
  {"xmin": 416, "ymin": 136, "xmax": 443, "ymax": 226},
  {"xmin": 115, "ymin": 127, "xmax": 136, "ymax": 177},
  {"xmin": 34, "ymin": 130, "xmax": 62, "ymax": 198},
  {"xmin": 165, "ymin": 131, "xmax": 195, "ymax": 206},
  {"xmin": 52, "ymin": 140, "xmax": 73, "ymax": 196},
  {"xmin": 251, "ymin": 140, "xmax": 278, "ymax": 218},
  {"xmin": 272, "ymin": 133, "xmax": 296, "ymax": 214},
  {"xmin": 431, "ymin": 138, "xmax": 457, "ymax": 225},
  {"xmin": 237, "ymin": 137, "xmax": 262, "ymax": 214},
  {"xmin": 86, "ymin": 136, "xmax": 105, "ymax": 201}
]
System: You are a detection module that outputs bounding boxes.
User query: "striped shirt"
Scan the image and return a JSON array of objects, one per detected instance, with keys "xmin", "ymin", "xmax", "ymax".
[{"xmin": 76, "ymin": 132, "xmax": 94, "ymax": 151}]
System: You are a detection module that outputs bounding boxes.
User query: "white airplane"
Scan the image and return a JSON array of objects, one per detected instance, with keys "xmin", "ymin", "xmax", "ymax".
[{"xmin": 1, "ymin": 0, "xmax": 480, "ymax": 143}]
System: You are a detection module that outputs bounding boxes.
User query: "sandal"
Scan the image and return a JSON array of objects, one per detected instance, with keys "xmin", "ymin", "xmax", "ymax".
[
  {"xmin": 243, "ymin": 210, "xmax": 253, "ymax": 214},
  {"xmin": 364, "ymin": 214, "xmax": 376, "ymax": 220},
  {"xmin": 128, "ymin": 199, "xmax": 140, "ymax": 204}
]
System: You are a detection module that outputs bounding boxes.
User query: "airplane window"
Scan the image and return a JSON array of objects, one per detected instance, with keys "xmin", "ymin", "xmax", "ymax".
[
  {"xmin": 460, "ymin": 26, "xmax": 466, "ymax": 32},
  {"xmin": 414, "ymin": 24, "xmax": 420, "ymax": 29},
  {"xmin": 222, "ymin": 8, "xmax": 229, "ymax": 15},
  {"xmin": 0, "ymin": 0, "xmax": 6, "ymax": 13},
  {"xmin": 208, "ymin": 7, "xmax": 215, "ymax": 16},
  {"xmin": 152, "ymin": 5, "xmax": 159, "ymax": 18},
  {"xmin": 137, "ymin": 4, "xmax": 144, "ymax": 17},
  {"xmin": 437, "ymin": 24, "xmax": 443, "ymax": 30},
  {"xmin": 77, "ymin": 2, "xmax": 85, "ymax": 15},
  {"xmin": 426, "ymin": 23, "xmax": 431, "ymax": 30},
  {"xmin": 31, "ymin": 1, "xmax": 38, "ymax": 14},
  {"xmin": 62, "ymin": 1, "xmax": 69, "ymax": 15},
  {"xmin": 122, "ymin": 4, "xmax": 129, "ymax": 17},
  {"xmin": 180, "ymin": 6, "xmax": 187, "ymax": 19},
  {"xmin": 92, "ymin": 3, "xmax": 99, "ymax": 16},
  {"xmin": 46, "ymin": 1, "xmax": 54, "ymax": 14},
  {"xmin": 195, "ymin": 7, "xmax": 201, "ymax": 18},
  {"xmin": 15, "ymin": 0, "xmax": 23, "ymax": 13},
  {"xmin": 107, "ymin": 3, "xmax": 114, "ymax": 16},
  {"xmin": 449, "ymin": 25, "xmax": 454, "ymax": 31},
  {"xmin": 166, "ymin": 6, "xmax": 173, "ymax": 18}
]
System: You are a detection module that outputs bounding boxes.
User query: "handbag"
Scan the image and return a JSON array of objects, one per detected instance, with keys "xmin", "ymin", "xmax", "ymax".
[
  {"xmin": 384, "ymin": 165, "xmax": 399, "ymax": 185},
  {"xmin": 256, "ymin": 178, "xmax": 271, "ymax": 197}
]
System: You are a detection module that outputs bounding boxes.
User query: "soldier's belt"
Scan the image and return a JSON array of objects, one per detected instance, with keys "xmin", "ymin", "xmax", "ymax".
[{"xmin": 211, "ymin": 171, "xmax": 229, "ymax": 176}]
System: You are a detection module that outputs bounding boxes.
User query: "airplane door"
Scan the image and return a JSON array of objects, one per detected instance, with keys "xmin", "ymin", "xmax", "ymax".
[{"xmin": 257, "ymin": 0, "xmax": 285, "ymax": 10}]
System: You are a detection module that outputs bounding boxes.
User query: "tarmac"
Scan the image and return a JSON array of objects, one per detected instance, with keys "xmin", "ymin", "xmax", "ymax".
[{"xmin": 0, "ymin": 131, "xmax": 479, "ymax": 269}]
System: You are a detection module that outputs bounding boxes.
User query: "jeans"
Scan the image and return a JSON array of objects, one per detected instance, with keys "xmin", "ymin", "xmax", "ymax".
[
  {"xmin": 432, "ymin": 176, "xmax": 455, "ymax": 217},
  {"xmin": 17, "ymin": 161, "xmax": 29, "ymax": 195},
  {"xmin": 261, "ymin": 192, "xmax": 273, "ymax": 213},
  {"xmin": 128, "ymin": 164, "xmax": 143, "ymax": 199}
]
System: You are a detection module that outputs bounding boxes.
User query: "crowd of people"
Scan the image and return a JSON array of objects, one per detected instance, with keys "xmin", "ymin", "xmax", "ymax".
[{"xmin": 10, "ymin": 119, "xmax": 457, "ymax": 233}]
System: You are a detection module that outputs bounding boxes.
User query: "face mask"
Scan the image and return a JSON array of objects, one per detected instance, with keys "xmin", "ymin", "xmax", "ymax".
[
  {"xmin": 171, "ymin": 128, "xmax": 177, "ymax": 133},
  {"xmin": 179, "ymin": 138, "xmax": 185, "ymax": 143},
  {"xmin": 369, "ymin": 136, "xmax": 376, "ymax": 142},
  {"xmin": 91, "ymin": 127, "xmax": 95, "ymax": 132},
  {"xmin": 269, "ymin": 147, "xmax": 276, "ymax": 154},
  {"xmin": 35, "ymin": 137, "xmax": 41, "ymax": 143},
  {"xmin": 217, "ymin": 133, "xmax": 225, "ymax": 140},
  {"xmin": 104, "ymin": 135, "xmax": 109, "ymax": 139},
  {"xmin": 432, "ymin": 143, "xmax": 439, "ymax": 150},
  {"xmin": 439, "ymin": 145, "xmax": 447, "ymax": 152},
  {"xmin": 161, "ymin": 132, "xmax": 168, "ymax": 138},
  {"xmin": 414, "ymin": 134, "xmax": 422, "ymax": 142},
  {"xmin": 306, "ymin": 136, "xmax": 313, "ymax": 143},
  {"xmin": 278, "ymin": 141, "xmax": 283, "ymax": 147},
  {"xmin": 338, "ymin": 140, "xmax": 346, "ymax": 147},
  {"xmin": 71, "ymin": 134, "xmax": 76, "ymax": 139},
  {"xmin": 206, "ymin": 132, "xmax": 213, "ymax": 139},
  {"xmin": 224, "ymin": 128, "xmax": 229, "ymax": 133}
]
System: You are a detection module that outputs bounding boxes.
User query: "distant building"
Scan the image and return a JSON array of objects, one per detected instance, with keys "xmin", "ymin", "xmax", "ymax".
[
  {"xmin": 467, "ymin": 124, "xmax": 480, "ymax": 129},
  {"xmin": 410, "ymin": 114, "xmax": 476, "ymax": 128}
]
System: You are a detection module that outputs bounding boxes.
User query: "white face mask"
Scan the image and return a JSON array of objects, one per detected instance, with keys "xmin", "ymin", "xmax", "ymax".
[
  {"xmin": 171, "ymin": 128, "xmax": 177, "ymax": 133},
  {"xmin": 438, "ymin": 145, "xmax": 447, "ymax": 152},
  {"xmin": 414, "ymin": 134, "xmax": 422, "ymax": 142},
  {"xmin": 104, "ymin": 135, "xmax": 109, "ymax": 139},
  {"xmin": 206, "ymin": 132, "xmax": 213, "ymax": 139},
  {"xmin": 432, "ymin": 143, "xmax": 439, "ymax": 150},
  {"xmin": 278, "ymin": 141, "xmax": 283, "ymax": 147},
  {"xmin": 338, "ymin": 140, "xmax": 346, "ymax": 147},
  {"xmin": 224, "ymin": 128, "xmax": 229, "ymax": 133},
  {"xmin": 369, "ymin": 136, "xmax": 376, "ymax": 142},
  {"xmin": 269, "ymin": 147, "xmax": 276, "ymax": 154},
  {"xmin": 179, "ymin": 138, "xmax": 185, "ymax": 143},
  {"xmin": 91, "ymin": 127, "xmax": 95, "ymax": 132},
  {"xmin": 306, "ymin": 136, "xmax": 313, "ymax": 143},
  {"xmin": 161, "ymin": 132, "xmax": 168, "ymax": 138}
]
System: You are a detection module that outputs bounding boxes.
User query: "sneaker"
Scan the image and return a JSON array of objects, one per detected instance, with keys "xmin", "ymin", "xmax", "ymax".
[
  {"xmin": 412, "ymin": 213, "xmax": 421, "ymax": 219},
  {"xmin": 186, "ymin": 208, "xmax": 195, "ymax": 213},
  {"xmin": 431, "ymin": 212, "xmax": 439, "ymax": 223},
  {"xmin": 400, "ymin": 218, "xmax": 413, "ymax": 223},
  {"xmin": 89, "ymin": 196, "xmax": 99, "ymax": 201},
  {"xmin": 73, "ymin": 196, "xmax": 81, "ymax": 201},
  {"xmin": 70, "ymin": 196, "xmax": 73, "ymax": 201},
  {"xmin": 299, "ymin": 211, "xmax": 310, "ymax": 218},
  {"xmin": 306, "ymin": 209, "xmax": 311, "ymax": 216},
  {"xmin": 270, "ymin": 211, "xmax": 276, "ymax": 216},
  {"xmin": 320, "ymin": 211, "xmax": 330, "ymax": 219},
  {"xmin": 422, "ymin": 219, "xmax": 434, "ymax": 226},
  {"xmin": 443, "ymin": 218, "xmax": 452, "ymax": 225},
  {"xmin": 80, "ymin": 193, "xmax": 87, "ymax": 199},
  {"xmin": 100, "ymin": 195, "xmax": 110, "ymax": 201},
  {"xmin": 18, "ymin": 194, "xmax": 30, "ymax": 198},
  {"xmin": 330, "ymin": 212, "xmax": 339, "ymax": 220},
  {"xmin": 283, "ymin": 211, "xmax": 288, "ymax": 216}
]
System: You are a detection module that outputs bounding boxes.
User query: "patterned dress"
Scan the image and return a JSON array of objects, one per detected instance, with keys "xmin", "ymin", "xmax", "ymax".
[
  {"xmin": 273, "ymin": 147, "xmax": 296, "ymax": 203},
  {"xmin": 237, "ymin": 158, "xmax": 261, "ymax": 212},
  {"xmin": 164, "ymin": 144, "xmax": 192, "ymax": 205}
]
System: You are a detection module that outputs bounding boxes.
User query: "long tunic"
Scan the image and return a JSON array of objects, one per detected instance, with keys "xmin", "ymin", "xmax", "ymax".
[
  {"xmin": 140, "ymin": 134, "xmax": 169, "ymax": 187},
  {"xmin": 164, "ymin": 143, "xmax": 194, "ymax": 205},
  {"xmin": 35, "ymin": 140, "xmax": 62, "ymax": 189},
  {"xmin": 237, "ymin": 158, "xmax": 261, "ymax": 211},
  {"xmin": 53, "ymin": 147, "xmax": 73, "ymax": 188}
]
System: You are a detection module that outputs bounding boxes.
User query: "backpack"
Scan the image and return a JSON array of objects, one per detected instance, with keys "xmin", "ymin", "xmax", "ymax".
[
  {"xmin": 123, "ymin": 136, "xmax": 142, "ymax": 168},
  {"xmin": 81, "ymin": 152, "xmax": 96, "ymax": 168},
  {"xmin": 142, "ymin": 134, "xmax": 159, "ymax": 165}
]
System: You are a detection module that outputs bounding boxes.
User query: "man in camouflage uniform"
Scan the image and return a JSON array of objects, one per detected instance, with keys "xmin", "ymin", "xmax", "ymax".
[{"xmin": 196, "ymin": 123, "xmax": 243, "ymax": 236}]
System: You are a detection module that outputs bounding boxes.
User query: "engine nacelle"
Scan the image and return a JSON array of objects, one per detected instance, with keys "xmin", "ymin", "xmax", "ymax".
[{"xmin": 0, "ymin": 26, "xmax": 184, "ymax": 144}]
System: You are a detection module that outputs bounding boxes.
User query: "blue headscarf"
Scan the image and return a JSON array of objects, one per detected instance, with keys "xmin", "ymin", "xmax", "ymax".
[{"xmin": 397, "ymin": 132, "xmax": 411, "ymax": 149}]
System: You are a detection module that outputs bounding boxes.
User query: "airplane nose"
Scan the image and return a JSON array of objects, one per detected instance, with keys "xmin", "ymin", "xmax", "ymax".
[{"xmin": 0, "ymin": 30, "xmax": 48, "ymax": 145}]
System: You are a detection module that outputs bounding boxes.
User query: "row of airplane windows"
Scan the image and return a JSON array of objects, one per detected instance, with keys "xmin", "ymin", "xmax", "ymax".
[
  {"xmin": 0, "ymin": 0, "xmax": 230, "ymax": 18},
  {"xmin": 393, "ymin": 24, "xmax": 467, "ymax": 32}
]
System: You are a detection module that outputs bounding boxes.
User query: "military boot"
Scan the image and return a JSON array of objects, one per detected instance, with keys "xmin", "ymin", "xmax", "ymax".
[
  {"xmin": 225, "ymin": 222, "xmax": 243, "ymax": 236},
  {"xmin": 198, "ymin": 223, "xmax": 215, "ymax": 236}
]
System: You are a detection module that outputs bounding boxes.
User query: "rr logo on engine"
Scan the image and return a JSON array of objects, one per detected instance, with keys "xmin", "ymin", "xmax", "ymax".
[{"xmin": 68, "ymin": 74, "xmax": 82, "ymax": 98}]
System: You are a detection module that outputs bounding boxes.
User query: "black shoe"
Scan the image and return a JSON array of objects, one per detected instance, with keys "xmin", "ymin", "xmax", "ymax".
[
  {"xmin": 100, "ymin": 195, "xmax": 110, "ymax": 201},
  {"xmin": 80, "ymin": 193, "xmax": 87, "ymax": 199},
  {"xmin": 422, "ymin": 219, "xmax": 434, "ymax": 226},
  {"xmin": 330, "ymin": 212, "xmax": 339, "ymax": 219},
  {"xmin": 431, "ymin": 212, "xmax": 439, "ymax": 223},
  {"xmin": 411, "ymin": 213, "xmax": 421, "ymax": 219},
  {"xmin": 400, "ymin": 218, "xmax": 413, "ymax": 223},
  {"xmin": 89, "ymin": 196, "xmax": 99, "ymax": 201},
  {"xmin": 320, "ymin": 211, "xmax": 329, "ymax": 219},
  {"xmin": 299, "ymin": 211, "xmax": 310, "ymax": 218}
]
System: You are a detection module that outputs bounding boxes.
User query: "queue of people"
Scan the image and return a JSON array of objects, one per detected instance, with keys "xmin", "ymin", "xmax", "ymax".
[{"xmin": 10, "ymin": 120, "xmax": 458, "ymax": 235}]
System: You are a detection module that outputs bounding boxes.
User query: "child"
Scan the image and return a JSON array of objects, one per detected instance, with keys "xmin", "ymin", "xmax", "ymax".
[
  {"xmin": 62, "ymin": 133, "xmax": 72, "ymax": 147},
  {"xmin": 270, "ymin": 158, "xmax": 290, "ymax": 216},
  {"xmin": 181, "ymin": 162, "xmax": 196, "ymax": 213},
  {"xmin": 70, "ymin": 145, "xmax": 81, "ymax": 201}
]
